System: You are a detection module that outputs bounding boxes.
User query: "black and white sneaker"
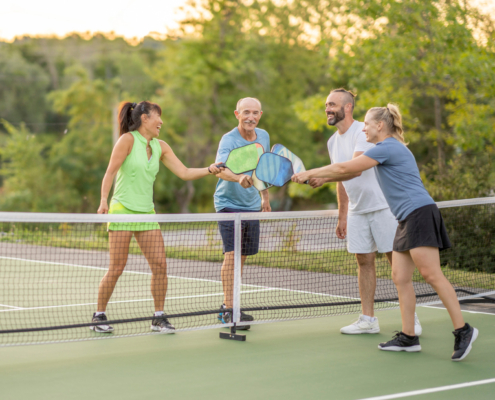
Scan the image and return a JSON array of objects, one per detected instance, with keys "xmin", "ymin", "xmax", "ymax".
[
  {"xmin": 452, "ymin": 323, "xmax": 478, "ymax": 361},
  {"xmin": 90, "ymin": 313, "xmax": 114, "ymax": 333},
  {"xmin": 151, "ymin": 315, "xmax": 175, "ymax": 333},
  {"xmin": 237, "ymin": 311, "xmax": 254, "ymax": 331},
  {"xmin": 378, "ymin": 331, "xmax": 421, "ymax": 352}
]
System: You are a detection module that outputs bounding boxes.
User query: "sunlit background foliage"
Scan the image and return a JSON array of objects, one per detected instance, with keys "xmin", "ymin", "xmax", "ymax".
[{"xmin": 0, "ymin": 0, "xmax": 494, "ymax": 213}]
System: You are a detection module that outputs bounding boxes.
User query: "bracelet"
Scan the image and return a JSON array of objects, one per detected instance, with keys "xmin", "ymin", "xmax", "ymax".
[{"xmin": 208, "ymin": 166, "xmax": 212, "ymax": 174}]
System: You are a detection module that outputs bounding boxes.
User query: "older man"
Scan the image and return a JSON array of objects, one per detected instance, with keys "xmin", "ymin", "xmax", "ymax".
[
  {"xmin": 214, "ymin": 97, "xmax": 271, "ymax": 330},
  {"xmin": 308, "ymin": 89, "xmax": 421, "ymax": 335}
]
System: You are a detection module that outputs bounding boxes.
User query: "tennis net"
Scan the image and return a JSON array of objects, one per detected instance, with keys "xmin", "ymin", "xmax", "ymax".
[{"xmin": 0, "ymin": 197, "xmax": 494, "ymax": 345}]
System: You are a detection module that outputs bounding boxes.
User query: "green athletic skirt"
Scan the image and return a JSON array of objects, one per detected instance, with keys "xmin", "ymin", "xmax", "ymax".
[{"xmin": 107, "ymin": 200, "xmax": 160, "ymax": 231}]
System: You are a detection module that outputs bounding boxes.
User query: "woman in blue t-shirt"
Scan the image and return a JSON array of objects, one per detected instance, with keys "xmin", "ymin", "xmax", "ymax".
[{"xmin": 292, "ymin": 103, "xmax": 478, "ymax": 362}]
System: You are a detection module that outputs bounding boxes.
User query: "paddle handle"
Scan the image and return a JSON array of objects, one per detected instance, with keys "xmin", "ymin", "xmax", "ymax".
[{"xmin": 217, "ymin": 162, "xmax": 226, "ymax": 168}]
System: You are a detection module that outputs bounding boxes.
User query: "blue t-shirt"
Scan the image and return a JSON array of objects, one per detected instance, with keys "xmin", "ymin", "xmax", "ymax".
[
  {"xmin": 214, "ymin": 127, "xmax": 270, "ymax": 211},
  {"xmin": 363, "ymin": 137, "xmax": 434, "ymax": 221}
]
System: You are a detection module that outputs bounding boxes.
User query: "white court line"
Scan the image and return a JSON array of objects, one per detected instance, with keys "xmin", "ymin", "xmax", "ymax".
[
  {"xmin": 357, "ymin": 378, "xmax": 495, "ymax": 400},
  {"xmin": 0, "ymin": 288, "xmax": 276, "ymax": 312},
  {"xmin": 0, "ymin": 256, "xmax": 363, "ymax": 301},
  {"xmin": 0, "ymin": 303, "xmax": 23, "ymax": 309},
  {"xmin": 1, "ymin": 256, "xmax": 493, "ymax": 314},
  {"xmin": 423, "ymin": 304, "xmax": 495, "ymax": 316},
  {"xmin": 0, "ymin": 256, "xmax": 224, "ymax": 285}
]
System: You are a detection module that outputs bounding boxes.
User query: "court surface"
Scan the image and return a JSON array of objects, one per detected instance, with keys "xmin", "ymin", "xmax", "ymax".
[
  {"xmin": 0, "ymin": 306, "xmax": 493, "ymax": 400},
  {"xmin": 0, "ymin": 254, "xmax": 399, "ymax": 343}
]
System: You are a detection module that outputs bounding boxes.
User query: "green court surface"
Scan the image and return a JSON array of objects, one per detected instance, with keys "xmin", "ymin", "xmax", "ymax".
[
  {"xmin": 0, "ymin": 307, "xmax": 493, "ymax": 400},
  {"xmin": 0, "ymin": 256, "xmax": 396, "ymax": 344}
]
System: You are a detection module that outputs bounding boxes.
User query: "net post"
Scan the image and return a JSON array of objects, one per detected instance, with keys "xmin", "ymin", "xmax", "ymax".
[
  {"xmin": 219, "ymin": 212, "xmax": 246, "ymax": 341},
  {"xmin": 233, "ymin": 212, "xmax": 242, "ymax": 326}
]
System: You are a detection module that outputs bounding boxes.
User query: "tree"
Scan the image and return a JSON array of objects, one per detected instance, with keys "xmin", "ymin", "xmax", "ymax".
[
  {"xmin": 0, "ymin": 121, "xmax": 79, "ymax": 212},
  {"xmin": 48, "ymin": 67, "xmax": 118, "ymax": 212},
  {"xmin": 295, "ymin": 0, "xmax": 495, "ymax": 200},
  {"xmin": 151, "ymin": 0, "xmax": 332, "ymax": 212},
  {"xmin": 0, "ymin": 46, "xmax": 50, "ymax": 132}
]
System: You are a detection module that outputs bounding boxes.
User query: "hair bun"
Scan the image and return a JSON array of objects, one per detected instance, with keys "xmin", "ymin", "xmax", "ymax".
[{"xmin": 131, "ymin": 102, "xmax": 137, "ymax": 109}]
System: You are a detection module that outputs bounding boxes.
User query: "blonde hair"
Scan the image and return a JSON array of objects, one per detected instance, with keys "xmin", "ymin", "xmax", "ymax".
[{"xmin": 367, "ymin": 103, "xmax": 407, "ymax": 144}]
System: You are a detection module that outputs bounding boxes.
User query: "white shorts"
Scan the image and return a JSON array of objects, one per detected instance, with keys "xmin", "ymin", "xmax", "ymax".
[{"xmin": 347, "ymin": 208, "xmax": 398, "ymax": 254}]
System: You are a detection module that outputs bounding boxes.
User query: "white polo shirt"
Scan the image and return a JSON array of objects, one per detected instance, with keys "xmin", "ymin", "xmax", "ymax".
[{"xmin": 327, "ymin": 120, "xmax": 389, "ymax": 215}]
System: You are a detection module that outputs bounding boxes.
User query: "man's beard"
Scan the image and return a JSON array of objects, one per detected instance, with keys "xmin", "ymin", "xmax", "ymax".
[{"xmin": 327, "ymin": 106, "xmax": 345, "ymax": 126}]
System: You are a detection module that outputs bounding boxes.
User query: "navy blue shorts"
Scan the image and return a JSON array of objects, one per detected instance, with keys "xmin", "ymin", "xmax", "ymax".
[{"xmin": 217, "ymin": 208, "xmax": 260, "ymax": 256}]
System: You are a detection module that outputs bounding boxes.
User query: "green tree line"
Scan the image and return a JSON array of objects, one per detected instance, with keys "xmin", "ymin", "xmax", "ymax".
[{"xmin": 0, "ymin": 0, "xmax": 494, "ymax": 214}]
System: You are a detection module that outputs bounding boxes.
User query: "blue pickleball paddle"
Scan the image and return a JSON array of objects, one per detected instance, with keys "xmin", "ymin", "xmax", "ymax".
[{"xmin": 255, "ymin": 153, "xmax": 294, "ymax": 187}]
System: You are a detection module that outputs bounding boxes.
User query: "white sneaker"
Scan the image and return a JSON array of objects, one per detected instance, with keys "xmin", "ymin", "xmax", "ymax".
[
  {"xmin": 340, "ymin": 315, "xmax": 380, "ymax": 334},
  {"xmin": 414, "ymin": 312, "xmax": 422, "ymax": 336}
]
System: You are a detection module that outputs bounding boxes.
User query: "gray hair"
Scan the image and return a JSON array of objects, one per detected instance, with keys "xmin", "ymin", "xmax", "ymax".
[{"xmin": 236, "ymin": 97, "xmax": 262, "ymax": 111}]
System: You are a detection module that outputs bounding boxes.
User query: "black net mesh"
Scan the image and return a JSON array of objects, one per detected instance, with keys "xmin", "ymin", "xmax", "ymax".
[{"xmin": 0, "ymin": 199, "xmax": 494, "ymax": 345}]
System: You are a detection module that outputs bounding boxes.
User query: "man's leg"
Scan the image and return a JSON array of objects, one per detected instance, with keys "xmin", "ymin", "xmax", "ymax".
[
  {"xmin": 355, "ymin": 252, "xmax": 376, "ymax": 317},
  {"xmin": 340, "ymin": 213, "xmax": 380, "ymax": 334},
  {"xmin": 221, "ymin": 252, "xmax": 247, "ymax": 309}
]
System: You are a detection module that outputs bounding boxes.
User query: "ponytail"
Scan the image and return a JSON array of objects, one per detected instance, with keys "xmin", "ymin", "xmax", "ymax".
[
  {"xmin": 118, "ymin": 101, "xmax": 162, "ymax": 136},
  {"xmin": 368, "ymin": 103, "xmax": 407, "ymax": 145}
]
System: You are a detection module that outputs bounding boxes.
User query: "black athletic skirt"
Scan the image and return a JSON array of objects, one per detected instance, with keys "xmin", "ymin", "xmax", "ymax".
[{"xmin": 393, "ymin": 204, "xmax": 451, "ymax": 252}]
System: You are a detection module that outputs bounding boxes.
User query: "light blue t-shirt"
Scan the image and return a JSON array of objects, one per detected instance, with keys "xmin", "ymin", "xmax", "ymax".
[
  {"xmin": 363, "ymin": 137, "xmax": 434, "ymax": 221},
  {"xmin": 214, "ymin": 127, "xmax": 270, "ymax": 211}
]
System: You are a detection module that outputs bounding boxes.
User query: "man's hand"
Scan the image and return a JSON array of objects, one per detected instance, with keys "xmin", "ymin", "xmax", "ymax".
[
  {"xmin": 238, "ymin": 174, "xmax": 253, "ymax": 188},
  {"xmin": 336, "ymin": 218, "xmax": 347, "ymax": 239},
  {"xmin": 309, "ymin": 178, "xmax": 327, "ymax": 189},
  {"xmin": 261, "ymin": 197, "xmax": 271, "ymax": 212},
  {"xmin": 291, "ymin": 171, "xmax": 311, "ymax": 184}
]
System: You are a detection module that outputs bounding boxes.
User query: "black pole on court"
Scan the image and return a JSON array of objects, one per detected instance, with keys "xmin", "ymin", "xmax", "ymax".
[{"xmin": 220, "ymin": 322, "xmax": 246, "ymax": 341}]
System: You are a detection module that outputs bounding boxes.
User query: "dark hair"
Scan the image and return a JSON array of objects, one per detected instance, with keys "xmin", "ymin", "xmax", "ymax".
[
  {"xmin": 118, "ymin": 101, "xmax": 162, "ymax": 136},
  {"xmin": 330, "ymin": 88, "xmax": 356, "ymax": 112}
]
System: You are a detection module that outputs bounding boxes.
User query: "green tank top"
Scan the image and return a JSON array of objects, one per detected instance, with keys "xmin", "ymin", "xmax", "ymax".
[{"xmin": 112, "ymin": 131, "xmax": 162, "ymax": 212}]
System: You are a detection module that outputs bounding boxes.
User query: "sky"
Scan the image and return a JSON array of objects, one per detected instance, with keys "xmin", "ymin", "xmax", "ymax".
[
  {"xmin": 1, "ymin": 0, "xmax": 494, "ymax": 42},
  {"xmin": 0, "ymin": 0, "xmax": 188, "ymax": 42}
]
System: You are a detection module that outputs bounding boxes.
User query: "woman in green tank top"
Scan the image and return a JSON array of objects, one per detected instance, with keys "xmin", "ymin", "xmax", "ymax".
[{"xmin": 91, "ymin": 101, "xmax": 221, "ymax": 334}]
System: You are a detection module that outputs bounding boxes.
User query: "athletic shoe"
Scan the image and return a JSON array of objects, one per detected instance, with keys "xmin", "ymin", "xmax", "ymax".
[
  {"xmin": 340, "ymin": 315, "xmax": 380, "ymax": 334},
  {"xmin": 452, "ymin": 323, "xmax": 478, "ymax": 361},
  {"xmin": 414, "ymin": 313, "xmax": 422, "ymax": 337},
  {"xmin": 378, "ymin": 331, "xmax": 421, "ymax": 352},
  {"xmin": 90, "ymin": 313, "xmax": 114, "ymax": 333},
  {"xmin": 236, "ymin": 311, "xmax": 253, "ymax": 331},
  {"xmin": 218, "ymin": 305, "xmax": 252, "ymax": 330},
  {"xmin": 218, "ymin": 304, "xmax": 231, "ymax": 324},
  {"xmin": 151, "ymin": 315, "xmax": 175, "ymax": 333}
]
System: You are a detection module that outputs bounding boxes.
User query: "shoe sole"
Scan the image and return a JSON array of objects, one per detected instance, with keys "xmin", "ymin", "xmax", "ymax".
[
  {"xmin": 378, "ymin": 345, "xmax": 421, "ymax": 352},
  {"xmin": 151, "ymin": 326, "xmax": 175, "ymax": 334},
  {"xmin": 236, "ymin": 325, "xmax": 251, "ymax": 330},
  {"xmin": 89, "ymin": 326, "xmax": 114, "ymax": 333},
  {"xmin": 452, "ymin": 328, "xmax": 478, "ymax": 362},
  {"xmin": 341, "ymin": 328, "xmax": 380, "ymax": 334}
]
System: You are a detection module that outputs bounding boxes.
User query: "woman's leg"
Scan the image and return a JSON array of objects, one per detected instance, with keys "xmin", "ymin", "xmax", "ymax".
[
  {"xmin": 134, "ymin": 229, "xmax": 168, "ymax": 312},
  {"xmin": 391, "ymin": 250, "xmax": 417, "ymax": 336},
  {"xmin": 409, "ymin": 246, "xmax": 465, "ymax": 329},
  {"xmin": 97, "ymin": 230, "xmax": 133, "ymax": 311}
]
